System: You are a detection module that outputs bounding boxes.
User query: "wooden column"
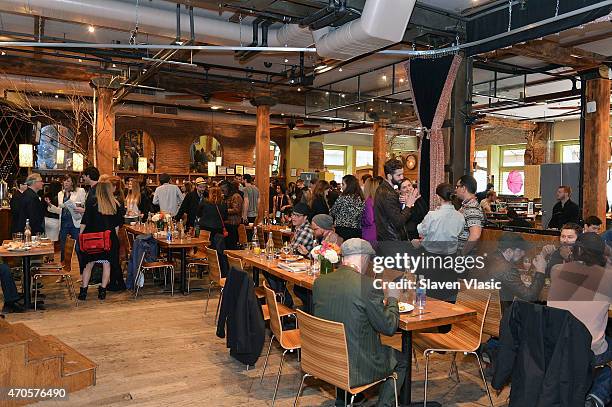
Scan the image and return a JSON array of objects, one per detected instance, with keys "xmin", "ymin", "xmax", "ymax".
[
  {"xmin": 95, "ymin": 87, "xmax": 115, "ymax": 176},
  {"xmin": 582, "ymin": 69, "xmax": 610, "ymax": 222},
  {"xmin": 372, "ymin": 120, "xmax": 387, "ymax": 177},
  {"xmin": 252, "ymin": 97, "xmax": 276, "ymax": 222},
  {"xmin": 468, "ymin": 126, "xmax": 476, "ymax": 173}
]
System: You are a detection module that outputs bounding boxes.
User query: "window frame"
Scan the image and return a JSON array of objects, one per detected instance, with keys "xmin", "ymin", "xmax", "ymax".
[{"xmin": 498, "ymin": 144, "xmax": 526, "ymax": 195}]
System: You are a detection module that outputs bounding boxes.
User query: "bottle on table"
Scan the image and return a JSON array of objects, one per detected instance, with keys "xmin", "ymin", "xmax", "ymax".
[
  {"xmin": 166, "ymin": 223, "xmax": 172, "ymax": 242},
  {"xmin": 194, "ymin": 218, "xmax": 201, "ymax": 238},
  {"xmin": 266, "ymin": 231, "xmax": 274, "ymax": 260},
  {"xmin": 24, "ymin": 219, "xmax": 32, "ymax": 244},
  {"xmin": 415, "ymin": 274, "xmax": 426, "ymax": 310},
  {"xmin": 252, "ymin": 226, "xmax": 260, "ymax": 255},
  {"xmin": 178, "ymin": 220, "xmax": 184, "ymax": 239},
  {"xmin": 263, "ymin": 212, "xmax": 269, "ymax": 226}
]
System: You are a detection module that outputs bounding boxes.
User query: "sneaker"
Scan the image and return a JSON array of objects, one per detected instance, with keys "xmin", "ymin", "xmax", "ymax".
[
  {"xmin": 2, "ymin": 302, "xmax": 25, "ymax": 314},
  {"xmin": 585, "ymin": 395, "xmax": 604, "ymax": 407}
]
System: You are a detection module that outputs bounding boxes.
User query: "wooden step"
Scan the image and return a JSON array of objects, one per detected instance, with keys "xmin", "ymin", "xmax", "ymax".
[
  {"xmin": 41, "ymin": 335, "xmax": 97, "ymax": 377},
  {"xmin": 7, "ymin": 323, "xmax": 63, "ymax": 363}
]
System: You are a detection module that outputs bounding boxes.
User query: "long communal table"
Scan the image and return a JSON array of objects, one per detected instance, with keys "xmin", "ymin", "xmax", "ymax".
[
  {"xmin": 224, "ymin": 249, "xmax": 477, "ymax": 406},
  {"xmin": 125, "ymin": 224, "xmax": 209, "ymax": 294}
]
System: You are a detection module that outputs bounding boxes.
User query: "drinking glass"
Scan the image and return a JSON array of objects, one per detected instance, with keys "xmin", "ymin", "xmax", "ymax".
[
  {"xmin": 309, "ymin": 258, "xmax": 320, "ymax": 277},
  {"xmin": 13, "ymin": 233, "xmax": 23, "ymax": 243},
  {"xmin": 282, "ymin": 242, "xmax": 290, "ymax": 257}
]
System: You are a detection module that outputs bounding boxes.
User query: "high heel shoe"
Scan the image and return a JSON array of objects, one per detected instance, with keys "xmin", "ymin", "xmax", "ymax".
[
  {"xmin": 98, "ymin": 286, "xmax": 107, "ymax": 300},
  {"xmin": 77, "ymin": 287, "xmax": 88, "ymax": 301}
]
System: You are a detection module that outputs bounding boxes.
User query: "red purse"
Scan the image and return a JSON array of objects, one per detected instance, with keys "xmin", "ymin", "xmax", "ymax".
[
  {"xmin": 79, "ymin": 231, "xmax": 112, "ymax": 254},
  {"xmin": 216, "ymin": 205, "xmax": 229, "ymax": 238}
]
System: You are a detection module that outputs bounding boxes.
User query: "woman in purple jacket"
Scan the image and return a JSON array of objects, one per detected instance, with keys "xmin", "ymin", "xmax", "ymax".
[{"xmin": 361, "ymin": 176, "xmax": 383, "ymax": 246}]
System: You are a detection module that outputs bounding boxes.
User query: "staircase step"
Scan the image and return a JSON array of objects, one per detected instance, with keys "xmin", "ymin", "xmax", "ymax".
[
  {"xmin": 4, "ymin": 323, "xmax": 63, "ymax": 363},
  {"xmin": 41, "ymin": 335, "xmax": 97, "ymax": 376}
]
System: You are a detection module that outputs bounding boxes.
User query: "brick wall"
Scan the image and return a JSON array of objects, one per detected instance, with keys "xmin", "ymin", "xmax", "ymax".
[{"xmin": 115, "ymin": 117, "xmax": 287, "ymax": 174}]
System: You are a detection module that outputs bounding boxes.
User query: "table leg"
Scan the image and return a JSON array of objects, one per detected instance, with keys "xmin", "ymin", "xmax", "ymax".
[
  {"xmin": 400, "ymin": 330, "xmax": 441, "ymax": 407},
  {"xmin": 180, "ymin": 248, "xmax": 187, "ymax": 294},
  {"xmin": 22, "ymin": 256, "xmax": 31, "ymax": 309}
]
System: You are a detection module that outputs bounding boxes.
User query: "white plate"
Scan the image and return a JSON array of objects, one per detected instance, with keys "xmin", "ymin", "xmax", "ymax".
[
  {"xmin": 398, "ymin": 302, "xmax": 414, "ymax": 313},
  {"xmin": 7, "ymin": 247, "xmax": 30, "ymax": 252}
]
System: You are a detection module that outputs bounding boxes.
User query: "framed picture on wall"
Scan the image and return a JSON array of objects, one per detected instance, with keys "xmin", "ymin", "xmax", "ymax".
[
  {"xmin": 217, "ymin": 166, "xmax": 227, "ymax": 175},
  {"xmin": 227, "ymin": 167, "xmax": 235, "ymax": 175},
  {"xmin": 290, "ymin": 168, "xmax": 297, "ymax": 177},
  {"xmin": 245, "ymin": 167, "xmax": 256, "ymax": 176},
  {"xmin": 235, "ymin": 164, "xmax": 244, "ymax": 175}
]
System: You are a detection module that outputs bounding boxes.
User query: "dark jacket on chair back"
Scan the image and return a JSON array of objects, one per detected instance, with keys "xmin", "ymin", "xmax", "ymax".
[
  {"xmin": 216, "ymin": 267, "xmax": 265, "ymax": 366},
  {"xmin": 492, "ymin": 300, "xmax": 593, "ymax": 407}
]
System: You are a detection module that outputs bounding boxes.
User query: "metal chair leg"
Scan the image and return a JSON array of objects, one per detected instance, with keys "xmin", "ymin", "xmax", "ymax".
[
  {"xmin": 214, "ymin": 287, "xmax": 223, "ymax": 324},
  {"xmin": 260, "ymin": 335, "xmax": 275, "ymax": 383},
  {"xmin": 272, "ymin": 350, "xmax": 287, "ymax": 407},
  {"xmin": 170, "ymin": 267, "xmax": 174, "ymax": 296},
  {"xmin": 391, "ymin": 375, "xmax": 398, "ymax": 407},
  {"xmin": 473, "ymin": 352, "xmax": 494, "ymax": 407},
  {"xmin": 187, "ymin": 265, "xmax": 191, "ymax": 293},
  {"xmin": 448, "ymin": 353, "xmax": 460, "ymax": 383},
  {"xmin": 204, "ymin": 281, "xmax": 213, "ymax": 314},
  {"xmin": 293, "ymin": 373, "xmax": 310, "ymax": 407},
  {"xmin": 424, "ymin": 351, "xmax": 431, "ymax": 405},
  {"xmin": 349, "ymin": 393, "xmax": 355, "ymax": 407},
  {"xmin": 34, "ymin": 276, "xmax": 39, "ymax": 311}
]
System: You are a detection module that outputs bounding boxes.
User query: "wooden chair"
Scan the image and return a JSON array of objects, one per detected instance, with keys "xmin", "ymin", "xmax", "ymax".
[
  {"xmin": 30, "ymin": 237, "xmax": 78, "ymax": 310},
  {"xmin": 258, "ymin": 227, "xmax": 266, "ymax": 246},
  {"xmin": 237, "ymin": 224, "xmax": 248, "ymax": 248},
  {"xmin": 413, "ymin": 290, "xmax": 493, "ymax": 407},
  {"xmin": 204, "ymin": 247, "xmax": 226, "ymax": 323},
  {"xmin": 260, "ymin": 283, "xmax": 301, "ymax": 406},
  {"xmin": 187, "ymin": 242, "xmax": 209, "ymax": 293},
  {"xmin": 134, "ymin": 252, "xmax": 175, "ymax": 298},
  {"xmin": 294, "ymin": 309, "xmax": 398, "ymax": 407},
  {"xmin": 483, "ymin": 290, "xmax": 502, "ymax": 339},
  {"xmin": 272, "ymin": 230, "xmax": 284, "ymax": 249}
]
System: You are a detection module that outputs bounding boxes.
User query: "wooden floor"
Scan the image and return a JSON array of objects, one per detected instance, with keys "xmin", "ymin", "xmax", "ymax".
[{"xmin": 2, "ymin": 263, "xmax": 510, "ymax": 406}]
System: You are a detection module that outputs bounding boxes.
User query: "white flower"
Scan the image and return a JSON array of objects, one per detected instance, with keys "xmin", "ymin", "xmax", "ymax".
[
  {"xmin": 151, "ymin": 214, "xmax": 161, "ymax": 222},
  {"xmin": 324, "ymin": 250, "xmax": 339, "ymax": 264},
  {"xmin": 310, "ymin": 245, "xmax": 322, "ymax": 258},
  {"xmin": 164, "ymin": 213, "xmax": 172, "ymax": 221}
]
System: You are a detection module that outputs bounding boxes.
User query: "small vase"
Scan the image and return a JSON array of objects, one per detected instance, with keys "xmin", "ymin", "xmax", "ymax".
[
  {"xmin": 320, "ymin": 258, "xmax": 334, "ymax": 275},
  {"xmin": 156, "ymin": 220, "xmax": 165, "ymax": 231}
]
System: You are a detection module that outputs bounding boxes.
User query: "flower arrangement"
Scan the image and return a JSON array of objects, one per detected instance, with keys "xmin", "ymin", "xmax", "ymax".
[
  {"xmin": 311, "ymin": 241, "xmax": 341, "ymax": 274},
  {"xmin": 151, "ymin": 212, "xmax": 173, "ymax": 230}
]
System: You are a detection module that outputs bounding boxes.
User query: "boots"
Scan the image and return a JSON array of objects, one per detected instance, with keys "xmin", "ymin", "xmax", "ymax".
[
  {"xmin": 98, "ymin": 286, "xmax": 107, "ymax": 300},
  {"xmin": 78, "ymin": 287, "xmax": 88, "ymax": 301}
]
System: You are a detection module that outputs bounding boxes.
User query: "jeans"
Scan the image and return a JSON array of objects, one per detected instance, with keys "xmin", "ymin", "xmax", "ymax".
[
  {"xmin": 0, "ymin": 263, "xmax": 20, "ymax": 304},
  {"xmin": 590, "ymin": 336, "xmax": 612, "ymax": 406},
  {"xmin": 59, "ymin": 223, "xmax": 82, "ymax": 272}
]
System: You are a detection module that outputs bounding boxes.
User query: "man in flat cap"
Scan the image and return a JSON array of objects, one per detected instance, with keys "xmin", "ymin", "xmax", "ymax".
[
  {"xmin": 313, "ymin": 238, "xmax": 406, "ymax": 407},
  {"xmin": 175, "ymin": 176, "xmax": 207, "ymax": 228}
]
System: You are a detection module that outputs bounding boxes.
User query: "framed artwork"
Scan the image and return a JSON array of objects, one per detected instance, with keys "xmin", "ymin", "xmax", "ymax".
[
  {"xmin": 227, "ymin": 167, "xmax": 235, "ymax": 175},
  {"xmin": 235, "ymin": 164, "xmax": 244, "ymax": 175},
  {"xmin": 290, "ymin": 168, "xmax": 297, "ymax": 177},
  {"xmin": 217, "ymin": 166, "xmax": 227, "ymax": 175},
  {"xmin": 245, "ymin": 167, "xmax": 256, "ymax": 176}
]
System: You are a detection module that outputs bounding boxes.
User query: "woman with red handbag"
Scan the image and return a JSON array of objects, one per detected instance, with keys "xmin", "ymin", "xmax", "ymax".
[{"xmin": 78, "ymin": 180, "xmax": 126, "ymax": 300}]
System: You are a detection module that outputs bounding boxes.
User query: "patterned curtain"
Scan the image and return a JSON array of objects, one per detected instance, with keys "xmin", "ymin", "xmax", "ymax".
[{"xmin": 404, "ymin": 54, "xmax": 463, "ymax": 209}]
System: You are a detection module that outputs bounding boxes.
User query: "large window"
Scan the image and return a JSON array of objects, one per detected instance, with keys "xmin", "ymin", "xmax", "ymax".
[
  {"xmin": 560, "ymin": 142, "xmax": 580, "ymax": 163},
  {"xmin": 474, "ymin": 149, "xmax": 488, "ymax": 192},
  {"xmin": 324, "ymin": 146, "xmax": 347, "ymax": 183},
  {"xmin": 355, "ymin": 149, "xmax": 373, "ymax": 168},
  {"xmin": 499, "ymin": 145, "xmax": 525, "ymax": 195}
]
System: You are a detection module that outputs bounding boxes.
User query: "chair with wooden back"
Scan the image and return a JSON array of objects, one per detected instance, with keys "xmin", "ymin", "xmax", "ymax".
[
  {"xmin": 30, "ymin": 237, "xmax": 78, "ymax": 309},
  {"xmin": 483, "ymin": 290, "xmax": 502, "ymax": 339},
  {"xmin": 187, "ymin": 240, "xmax": 210, "ymax": 293},
  {"xmin": 413, "ymin": 289, "xmax": 493, "ymax": 406},
  {"xmin": 294, "ymin": 309, "xmax": 398, "ymax": 407},
  {"xmin": 260, "ymin": 283, "xmax": 300, "ymax": 406},
  {"xmin": 272, "ymin": 230, "xmax": 284, "ymax": 249},
  {"xmin": 134, "ymin": 252, "xmax": 175, "ymax": 298},
  {"xmin": 204, "ymin": 247, "xmax": 226, "ymax": 322},
  {"xmin": 237, "ymin": 224, "xmax": 248, "ymax": 248}
]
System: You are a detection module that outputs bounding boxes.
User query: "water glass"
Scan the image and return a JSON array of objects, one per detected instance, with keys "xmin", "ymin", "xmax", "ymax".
[
  {"xmin": 12, "ymin": 233, "xmax": 23, "ymax": 243},
  {"xmin": 308, "ymin": 258, "xmax": 320, "ymax": 277}
]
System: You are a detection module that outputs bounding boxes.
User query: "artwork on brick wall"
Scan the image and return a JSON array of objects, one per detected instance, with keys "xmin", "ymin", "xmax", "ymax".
[
  {"xmin": 190, "ymin": 135, "xmax": 222, "ymax": 173},
  {"xmin": 117, "ymin": 129, "xmax": 156, "ymax": 172},
  {"xmin": 251, "ymin": 141, "xmax": 281, "ymax": 176}
]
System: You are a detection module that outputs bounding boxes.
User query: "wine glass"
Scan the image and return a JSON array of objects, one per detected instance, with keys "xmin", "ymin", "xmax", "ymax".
[{"xmin": 282, "ymin": 241, "xmax": 291, "ymax": 258}]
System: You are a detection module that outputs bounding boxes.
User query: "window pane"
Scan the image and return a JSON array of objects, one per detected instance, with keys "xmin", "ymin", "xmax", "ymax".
[
  {"xmin": 502, "ymin": 148, "xmax": 525, "ymax": 167},
  {"xmin": 474, "ymin": 169, "xmax": 488, "ymax": 192},
  {"xmin": 355, "ymin": 150, "xmax": 373, "ymax": 167},
  {"xmin": 324, "ymin": 149, "xmax": 345, "ymax": 166},
  {"xmin": 328, "ymin": 169, "xmax": 345, "ymax": 184},
  {"xmin": 562, "ymin": 144, "xmax": 580, "ymax": 163},
  {"xmin": 475, "ymin": 150, "xmax": 487, "ymax": 169},
  {"xmin": 501, "ymin": 170, "xmax": 524, "ymax": 195}
]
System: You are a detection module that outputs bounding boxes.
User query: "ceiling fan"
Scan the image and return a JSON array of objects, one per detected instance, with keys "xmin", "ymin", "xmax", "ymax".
[{"xmin": 271, "ymin": 117, "xmax": 320, "ymax": 130}]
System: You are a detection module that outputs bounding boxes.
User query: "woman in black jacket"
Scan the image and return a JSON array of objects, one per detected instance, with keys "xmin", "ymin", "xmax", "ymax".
[
  {"xmin": 198, "ymin": 188, "xmax": 228, "ymax": 242},
  {"xmin": 399, "ymin": 179, "xmax": 428, "ymax": 241},
  {"xmin": 307, "ymin": 180, "xmax": 330, "ymax": 222}
]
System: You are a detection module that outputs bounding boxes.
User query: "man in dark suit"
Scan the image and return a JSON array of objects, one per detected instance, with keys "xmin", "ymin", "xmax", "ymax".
[
  {"xmin": 548, "ymin": 185, "xmax": 580, "ymax": 229},
  {"xmin": 15, "ymin": 173, "xmax": 45, "ymax": 234},
  {"xmin": 313, "ymin": 238, "xmax": 406, "ymax": 406},
  {"xmin": 10, "ymin": 176, "xmax": 27, "ymax": 234}
]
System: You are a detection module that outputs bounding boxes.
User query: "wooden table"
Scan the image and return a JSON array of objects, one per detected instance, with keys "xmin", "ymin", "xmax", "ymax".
[
  {"xmin": 125, "ymin": 224, "xmax": 209, "ymax": 294},
  {"xmin": 0, "ymin": 241, "xmax": 55, "ymax": 310},
  {"xmin": 245, "ymin": 224, "xmax": 293, "ymax": 238},
  {"xmin": 397, "ymin": 299, "xmax": 476, "ymax": 406},
  {"xmin": 225, "ymin": 249, "xmax": 315, "ymax": 289}
]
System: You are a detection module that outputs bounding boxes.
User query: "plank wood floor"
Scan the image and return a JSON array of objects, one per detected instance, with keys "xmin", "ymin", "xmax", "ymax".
[{"xmin": 2, "ymin": 261, "xmax": 510, "ymax": 406}]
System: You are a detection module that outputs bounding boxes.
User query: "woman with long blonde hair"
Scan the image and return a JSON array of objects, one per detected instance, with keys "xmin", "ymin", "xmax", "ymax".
[{"xmin": 78, "ymin": 180, "xmax": 126, "ymax": 300}]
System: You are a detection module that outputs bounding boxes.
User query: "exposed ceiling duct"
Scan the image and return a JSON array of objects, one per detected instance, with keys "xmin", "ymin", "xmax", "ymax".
[{"xmin": 314, "ymin": 0, "xmax": 417, "ymax": 60}]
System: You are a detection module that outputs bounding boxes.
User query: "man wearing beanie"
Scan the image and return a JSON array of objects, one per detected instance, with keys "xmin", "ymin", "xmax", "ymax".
[{"xmin": 311, "ymin": 214, "xmax": 343, "ymax": 247}]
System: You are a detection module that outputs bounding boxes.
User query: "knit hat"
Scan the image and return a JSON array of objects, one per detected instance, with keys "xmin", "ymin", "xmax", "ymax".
[{"xmin": 312, "ymin": 214, "xmax": 334, "ymax": 230}]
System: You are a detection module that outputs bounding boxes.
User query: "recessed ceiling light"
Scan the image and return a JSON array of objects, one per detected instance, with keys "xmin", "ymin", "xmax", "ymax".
[
  {"xmin": 338, "ymin": 68, "xmax": 343, "ymax": 72},
  {"xmin": 399, "ymin": 101, "xmax": 403, "ymax": 105},
  {"xmin": 382, "ymin": 74, "xmax": 387, "ymax": 81},
  {"xmin": 211, "ymin": 106, "xmax": 221, "ymax": 110},
  {"xmin": 54, "ymin": 95, "xmax": 58, "ymax": 98},
  {"xmin": 357, "ymin": 107, "xmax": 361, "ymax": 110},
  {"xmin": 78, "ymin": 59, "xmax": 83, "ymax": 62},
  {"xmin": 399, "ymin": 78, "xmax": 404, "ymax": 83},
  {"xmin": 112, "ymin": 63, "xmax": 117, "ymax": 68},
  {"xmin": 371, "ymin": 98, "xmax": 374, "ymax": 102},
  {"xmin": 341, "ymin": 94, "xmax": 345, "ymax": 98},
  {"xmin": 369, "ymin": 108, "xmax": 373, "ymax": 111},
  {"xmin": 88, "ymin": 25, "xmax": 95, "ymax": 33},
  {"xmin": 297, "ymin": 87, "xmax": 301, "ymax": 92},
  {"xmin": 0, "ymin": 51, "xmax": 5, "ymax": 56},
  {"xmin": 325, "ymin": 92, "xmax": 329, "ymax": 95},
  {"xmin": 386, "ymin": 100, "xmax": 389, "ymax": 103},
  {"xmin": 290, "ymin": 79, "xmax": 295, "ymax": 84},
  {"xmin": 143, "ymin": 69, "xmax": 147, "ymax": 73},
  {"xmin": 39, "ymin": 91, "xmax": 43, "ymax": 94},
  {"xmin": 281, "ymin": 113, "xmax": 285, "ymax": 116},
  {"xmin": 284, "ymin": 58, "xmax": 289, "ymax": 63},
  {"xmin": 394, "ymin": 111, "xmax": 397, "ymax": 114}
]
